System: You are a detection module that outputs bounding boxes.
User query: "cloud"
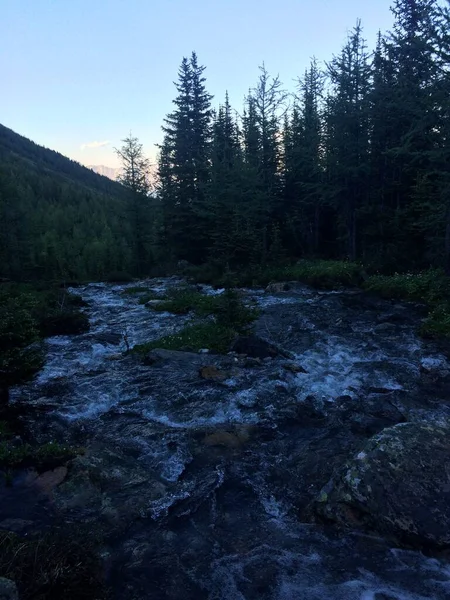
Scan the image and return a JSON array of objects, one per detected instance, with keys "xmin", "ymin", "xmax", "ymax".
[{"xmin": 80, "ymin": 140, "xmax": 110, "ymax": 150}]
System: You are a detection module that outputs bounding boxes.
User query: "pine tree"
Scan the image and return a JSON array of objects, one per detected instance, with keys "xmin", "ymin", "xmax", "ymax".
[
  {"xmin": 326, "ymin": 21, "xmax": 372, "ymax": 261},
  {"xmin": 283, "ymin": 59, "xmax": 325, "ymax": 256},
  {"xmin": 115, "ymin": 134, "xmax": 152, "ymax": 275},
  {"xmin": 158, "ymin": 53, "xmax": 213, "ymax": 263}
]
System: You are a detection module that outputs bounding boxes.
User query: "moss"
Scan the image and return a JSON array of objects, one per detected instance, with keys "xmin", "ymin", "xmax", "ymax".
[
  {"xmin": 0, "ymin": 440, "xmax": 79, "ymax": 471},
  {"xmin": 121, "ymin": 286, "xmax": 151, "ymax": 295},
  {"xmin": 149, "ymin": 287, "xmax": 221, "ymax": 315},
  {"xmin": 137, "ymin": 288, "xmax": 258, "ymax": 354},
  {"xmin": 0, "ymin": 528, "xmax": 108, "ymax": 599},
  {"xmin": 133, "ymin": 322, "xmax": 237, "ymax": 354}
]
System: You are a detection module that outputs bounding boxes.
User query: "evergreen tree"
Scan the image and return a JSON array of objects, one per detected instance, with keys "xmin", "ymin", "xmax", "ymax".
[
  {"xmin": 283, "ymin": 59, "xmax": 325, "ymax": 256},
  {"xmin": 115, "ymin": 134, "xmax": 152, "ymax": 275},
  {"xmin": 158, "ymin": 52, "xmax": 213, "ymax": 263},
  {"xmin": 325, "ymin": 21, "xmax": 372, "ymax": 260}
]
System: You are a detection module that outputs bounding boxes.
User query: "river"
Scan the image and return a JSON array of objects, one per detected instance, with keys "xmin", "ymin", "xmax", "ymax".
[{"xmin": 9, "ymin": 278, "xmax": 450, "ymax": 599}]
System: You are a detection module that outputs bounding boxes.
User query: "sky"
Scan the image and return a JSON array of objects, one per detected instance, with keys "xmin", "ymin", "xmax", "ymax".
[{"xmin": 1, "ymin": 0, "xmax": 396, "ymax": 168}]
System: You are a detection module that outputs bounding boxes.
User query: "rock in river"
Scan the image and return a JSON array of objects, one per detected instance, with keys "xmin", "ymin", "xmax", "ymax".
[
  {"xmin": 231, "ymin": 335, "xmax": 279, "ymax": 359},
  {"xmin": 316, "ymin": 422, "xmax": 450, "ymax": 549}
]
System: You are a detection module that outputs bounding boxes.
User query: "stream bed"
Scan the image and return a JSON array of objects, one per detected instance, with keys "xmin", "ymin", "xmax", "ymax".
[{"xmin": 8, "ymin": 278, "xmax": 450, "ymax": 599}]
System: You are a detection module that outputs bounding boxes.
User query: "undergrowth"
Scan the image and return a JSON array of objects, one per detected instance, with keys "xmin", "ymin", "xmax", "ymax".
[
  {"xmin": 185, "ymin": 260, "xmax": 365, "ymax": 290},
  {"xmin": 0, "ymin": 528, "xmax": 108, "ymax": 599}
]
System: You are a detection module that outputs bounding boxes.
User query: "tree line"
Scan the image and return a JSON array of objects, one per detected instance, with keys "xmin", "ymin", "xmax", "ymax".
[{"xmin": 132, "ymin": 0, "xmax": 448, "ymax": 275}]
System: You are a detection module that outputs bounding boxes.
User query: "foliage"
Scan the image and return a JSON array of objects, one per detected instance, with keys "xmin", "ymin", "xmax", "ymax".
[
  {"xmin": 0, "ymin": 124, "xmax": 136, "ymax": 282},
  {"xmin": 115, "ymin": 135, "xmax": 154, "ymax": 274},
  {"xmin": 421, "ymin": 305, "xmax": 450, "ymax": 338},
  {"xmin": 0, "ymin": 529, "xmax": 108, "ymax": 599},
  {"xmin": 148, "ymin": 286, "xmax": 258, "ymax": 324},
  {"xmin": 183, "ymin": 260, "xmax": 364, "ymax": 290},
  {"xmin": 0, "ymin": 292, "xmax": 43, "ymax": 391},
  {"xmin": 133, "ymin": 322, "xmax": 237, "ymax": 355},
  {"xmin": 137, "ymin": 287, "xmax": 257, "ymax": 354},
  {"xmin": 363, "ymin": 270, "xmax": 450, "ymax": 304},
  {"xmin": 150, "ymin": 287, "xmax": 221, "ymax": 315},
  {"xmin": 364, "ymin": 269, "xmax": 450, "ymax": 339}
]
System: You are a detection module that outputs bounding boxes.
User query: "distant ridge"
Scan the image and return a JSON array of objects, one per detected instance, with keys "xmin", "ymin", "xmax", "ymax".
[{"xmin": 88, "ymin": 164, "xmax": 122, "ymax": 181}]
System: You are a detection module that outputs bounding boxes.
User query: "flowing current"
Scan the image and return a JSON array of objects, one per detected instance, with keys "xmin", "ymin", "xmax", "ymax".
[{"xmin": 9, "ymin": 279, "xmax": 450, "ymax": 599}]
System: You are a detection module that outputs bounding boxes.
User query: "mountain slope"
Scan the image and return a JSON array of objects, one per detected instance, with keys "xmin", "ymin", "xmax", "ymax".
[
  {"xmin": 0, "ymin": 124, "xmax": 136, "ymax": 281},
  {"xmin": 87, "ymin": 165, "xmax": 122, "ymax": 181}
]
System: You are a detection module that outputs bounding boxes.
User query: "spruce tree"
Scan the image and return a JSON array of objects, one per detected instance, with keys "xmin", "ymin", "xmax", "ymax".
[
  {"xmin": 158, "ymin": 53, "xmax": 213, "ymax": 263},
  {"xmin": 326, "ymin": 21, "xmax": 372, "ymax": 261},
  {"xmin": 115, "ymin": 134, "xmax": 152, "ymax": 275}
]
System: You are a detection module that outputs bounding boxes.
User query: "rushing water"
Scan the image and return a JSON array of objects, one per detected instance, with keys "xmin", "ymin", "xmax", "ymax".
[{"xmin": 9, "ymin": 279, "xmax": 450, "ymax": 599}]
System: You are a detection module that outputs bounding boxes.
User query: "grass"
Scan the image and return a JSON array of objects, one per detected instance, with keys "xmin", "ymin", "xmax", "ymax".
[
  {"xmin": 149, "ymin": 287, "xmax": 223, "ymax": 315},
  {"xmin": 0, "ymin": 528, "xmax": 108, "ymax": 599},
  {"xmin": 184, "ymin": 260, "xmax": 365, "ymax": 290},
  {"xmin": 363, "ymin": 269, "xmax": 450, "ymax": 304},
  {"xmin": 0, "ymin": 439, "xmax": 79, "ymax": 471},
  {"xmin": 133, "ymin": 322, "xmax": 237, "ymax": 355},
  {"xmin": 138, "ymin": 291, "xmax": 168, "ymax": 304},
  {"xmin": 121, "ymin": 286, "xmax": 152, "ymax": 295},
  {"xmin": 363, "ymin": 269, "xmax": 450, "ymax": 339},
  {"xmin": 136, "ymin": 288, "xmax": 258, "ymax": 354}
]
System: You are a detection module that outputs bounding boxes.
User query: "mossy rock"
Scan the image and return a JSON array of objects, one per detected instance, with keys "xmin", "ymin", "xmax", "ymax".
[{"xmin": 316, "ymin": 422, "xmax": 450, "ymax": 549}]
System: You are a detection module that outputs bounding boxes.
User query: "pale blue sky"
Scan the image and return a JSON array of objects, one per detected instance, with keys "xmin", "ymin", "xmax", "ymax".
[{"xmin": 2, "ymin": 0, "xmax": 395, "ymax": 167}]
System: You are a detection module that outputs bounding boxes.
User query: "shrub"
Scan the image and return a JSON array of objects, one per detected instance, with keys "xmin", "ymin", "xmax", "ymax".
[{"xmin": 420, "ymin": 304, "xmax": 450, "ymax": 338}]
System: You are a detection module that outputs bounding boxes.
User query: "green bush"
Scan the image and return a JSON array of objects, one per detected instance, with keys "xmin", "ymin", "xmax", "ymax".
[
  {"xmin": 420, "ymin": 304, "xmax": 450, "ymax": 338},
  {"xmin": 214, "ymin": 288, "xmax": 258, "ymax": 329}
]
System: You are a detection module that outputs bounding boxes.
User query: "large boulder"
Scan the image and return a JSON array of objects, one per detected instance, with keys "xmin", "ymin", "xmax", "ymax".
[
  {"xmin": 231, "ymin": 335, "xmax": 279, "ymax": 359},
  {"xmin": 316, "ymin": 422, "xmax": 450, "ymax": 548},
  {"xmin": 0, "ymin": 578, "xmax": 18, "ymax": 600}
]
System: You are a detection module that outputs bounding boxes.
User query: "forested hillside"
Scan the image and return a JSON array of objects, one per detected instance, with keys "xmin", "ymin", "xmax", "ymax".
[{"xmin": 0, "ymin": 124, "xmax": 139, "ymax": 281}]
